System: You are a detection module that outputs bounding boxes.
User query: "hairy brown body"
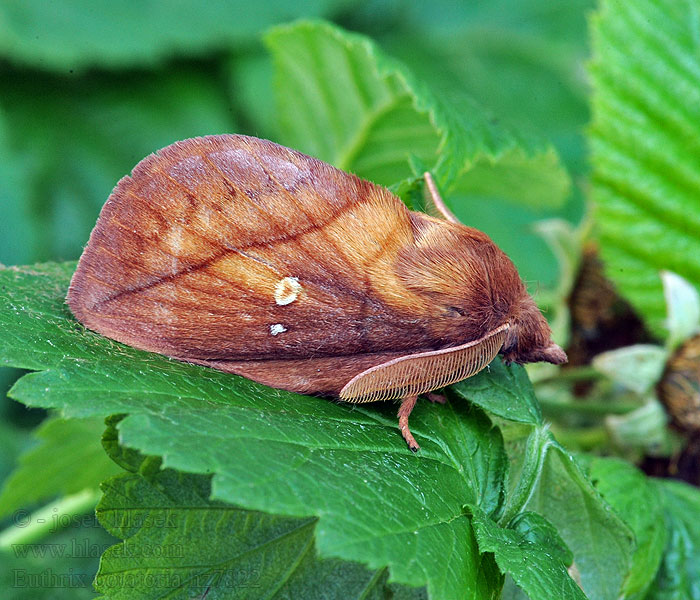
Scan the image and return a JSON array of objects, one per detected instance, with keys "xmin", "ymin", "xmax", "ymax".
[{"xmin": 68, "ymin": 134, "xmax": 565, "ymax": 450}]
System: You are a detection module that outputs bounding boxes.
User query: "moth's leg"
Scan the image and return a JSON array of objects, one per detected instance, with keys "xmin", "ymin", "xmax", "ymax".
[
  {"xmin": 398, "ymin": 395, "xmax": 420, "ymax": 452},
  {"xmin": 423, "ymin": 172, "xmax": 459, "ymax": 224},
  {"xmin": 426, "ymin": 392, "xmax": 447, "ymax": 404}
]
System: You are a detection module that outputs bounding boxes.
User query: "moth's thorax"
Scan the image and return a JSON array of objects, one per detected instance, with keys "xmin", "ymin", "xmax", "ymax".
[{"xmin": 395, "ymin": 213, "xmax": 526, "ymax": 343}]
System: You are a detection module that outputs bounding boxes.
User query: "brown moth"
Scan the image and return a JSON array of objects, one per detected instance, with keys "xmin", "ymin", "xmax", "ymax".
[{"xmin": 67, "ymin": 134, "xmax": 566, "ymax": 451}]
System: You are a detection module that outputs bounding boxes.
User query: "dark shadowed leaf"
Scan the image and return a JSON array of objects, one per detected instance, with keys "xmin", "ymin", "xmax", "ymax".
[
  {"xmin": 96, "ymin": 468, "xmax": 427, "ymax": 600},
  {"xmin": 0, "ymin": 416, "xmax": 120, "ymax": 519},
  {"xmin": 0, "ymin": 0, "xmax": 351, "ymax": 71}
]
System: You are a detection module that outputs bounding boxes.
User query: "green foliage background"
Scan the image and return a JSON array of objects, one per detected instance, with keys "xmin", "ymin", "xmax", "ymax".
[{"xmin": 2, "ymin": 1, "xmax": 700, "ymax": 599}]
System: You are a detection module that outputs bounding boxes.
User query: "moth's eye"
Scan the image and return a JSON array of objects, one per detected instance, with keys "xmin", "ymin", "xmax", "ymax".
[{"xmin": 446, "ymin": 306, "xmax": 466, "ymax": 317}]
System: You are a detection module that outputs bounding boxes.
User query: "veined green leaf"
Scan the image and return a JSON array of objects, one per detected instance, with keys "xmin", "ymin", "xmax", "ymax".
[
  {"xmin": 590, "ymin": 0, "xmax": 700, "ymax": 334},
  {"xmin": 508, "ymin": 511, "xmax": 573, "ymax": 567},
  {"xmin": 0, "ymin": 262, "xmax": 642, "ymax": 599},
  {"xmin": 2, "ymin": 263, "xmax": 506, "ymax": 599},
  {"xmin": 470, "ymin": 506, "xmax": 586, "ymax": 600},
  {"xmin": 525, "ymin": 441, "xmax": 634, "ymax": 600},
  {"xmin": 585, "ymin": 457, "xmax": 666, "ymax": 599},
  {"xmin": 373, "ymin": 0, "xmax": 593, "ymax": 178},
  {"xmin": 453, "ymin": 358, "xmax": 543, "ymax": 426},
  {"xmin": 265, "ymin": 20, "xmax": 570, "ymax": 210},
  {"xmin": 96, "ymin": 469, "xmax": 425, "ymax": 599}
]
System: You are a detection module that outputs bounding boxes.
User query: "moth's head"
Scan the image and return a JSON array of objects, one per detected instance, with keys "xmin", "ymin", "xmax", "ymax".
[{"xmin": 501, "ymin": 295, "xmax": 567, "ymax": 366}]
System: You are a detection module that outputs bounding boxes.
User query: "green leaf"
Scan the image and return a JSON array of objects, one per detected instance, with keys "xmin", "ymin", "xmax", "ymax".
[
  {"xmin": 585, "ymin": 457, "xmax": 666, "ymax": 599},
  {"xmin": 453, "ymin": 359, "xmax": 543, "ymax": 426},
  {"xmin": 2, "ymin": 262, "xmax": 507, "ymax": 599},
  {"xmin": 646, "ymin": 479, "xmax": 700, "ymax": 599},
  {"xmin": 0, "ymin": 511, "xmax": 116, "ymax": 599},
  {"xmin": 0, "ymin": 416, "xmax": 120, "ymax": 519},
  {"xmin": 377, "ymin": 0, "xmax": 593, "ymax": 177},
  {"xmin": 101, "ymin": 415, "xmax": 151, "ymax": 475},
  {"xmin": 525, "ymin": 442, "xmax": 634, "ymax": 600},
  {"xmin": 508, "ymin": 511, "xmax": 573, "ymax": 567},
  {"xmin": 495, "ymin": 426, "xmax": 636, "ymax": 600},
  {"xmin": 589, "ymin": 0, "xmax": 700, "ymax": 334},
  {"xmin": 1, "ymin": 263, "xmax": 646, "ymax": 598},
  {"xmin": 265, "ymin": 20, "xmax": 570, "ymax": 207},
  {"xmin": 469, "ymin": 505, "xmax": 586, "ymax": 600},
  {"xmin": 96, "ymin": 468, "xmax": 424, "ymax": 599},
  {"xmin": 266, "ymin": 20, "xmax": 436, "ymax": 186},
  {"xmin": 0, "ymin": 0, "xmax": 349, "ymax": 71},
  {"xmin": 0, "ymin": 67, "xmax": 237, "ymax": 264}
]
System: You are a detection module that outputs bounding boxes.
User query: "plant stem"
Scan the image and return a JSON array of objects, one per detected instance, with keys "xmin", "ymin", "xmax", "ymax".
[
  {"xmin": 534, "ymin": 366, "xmax": 603, "ymax": 385},
  {"xmin": 549, "ymin": 425, "xmax": 609, "ymax": 451},
  {"xmin": 0, "ymin": 488, "xmax": 101, "ymax": 549},
  {"xmin": 540, "ymin": 398, "xmax": 639, "ymax": 417}
]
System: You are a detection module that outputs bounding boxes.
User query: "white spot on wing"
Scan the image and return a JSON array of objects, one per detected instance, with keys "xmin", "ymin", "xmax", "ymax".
[
  {"xmin": 270, "ymin": 323, "xmax": 287, "ymax": 336},
  {"xmin": 275, "ymin": 276, "xmax": 301, "ymax": 305}
]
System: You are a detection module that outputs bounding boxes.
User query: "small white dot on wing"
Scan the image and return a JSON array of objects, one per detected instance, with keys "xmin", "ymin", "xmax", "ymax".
[{"xmin": 270, "ymin": 323, "xmax": 287, "ymax": 336}]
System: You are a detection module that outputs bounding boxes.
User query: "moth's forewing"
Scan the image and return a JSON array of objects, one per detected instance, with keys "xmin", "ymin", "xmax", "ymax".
[
  {"xmin": 339, "ymin": 324, "xmax": 510, "ymax": 402},
  {"xmin": 68, "ymin": 135, "xmax": 439, "ymax": 366}
]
